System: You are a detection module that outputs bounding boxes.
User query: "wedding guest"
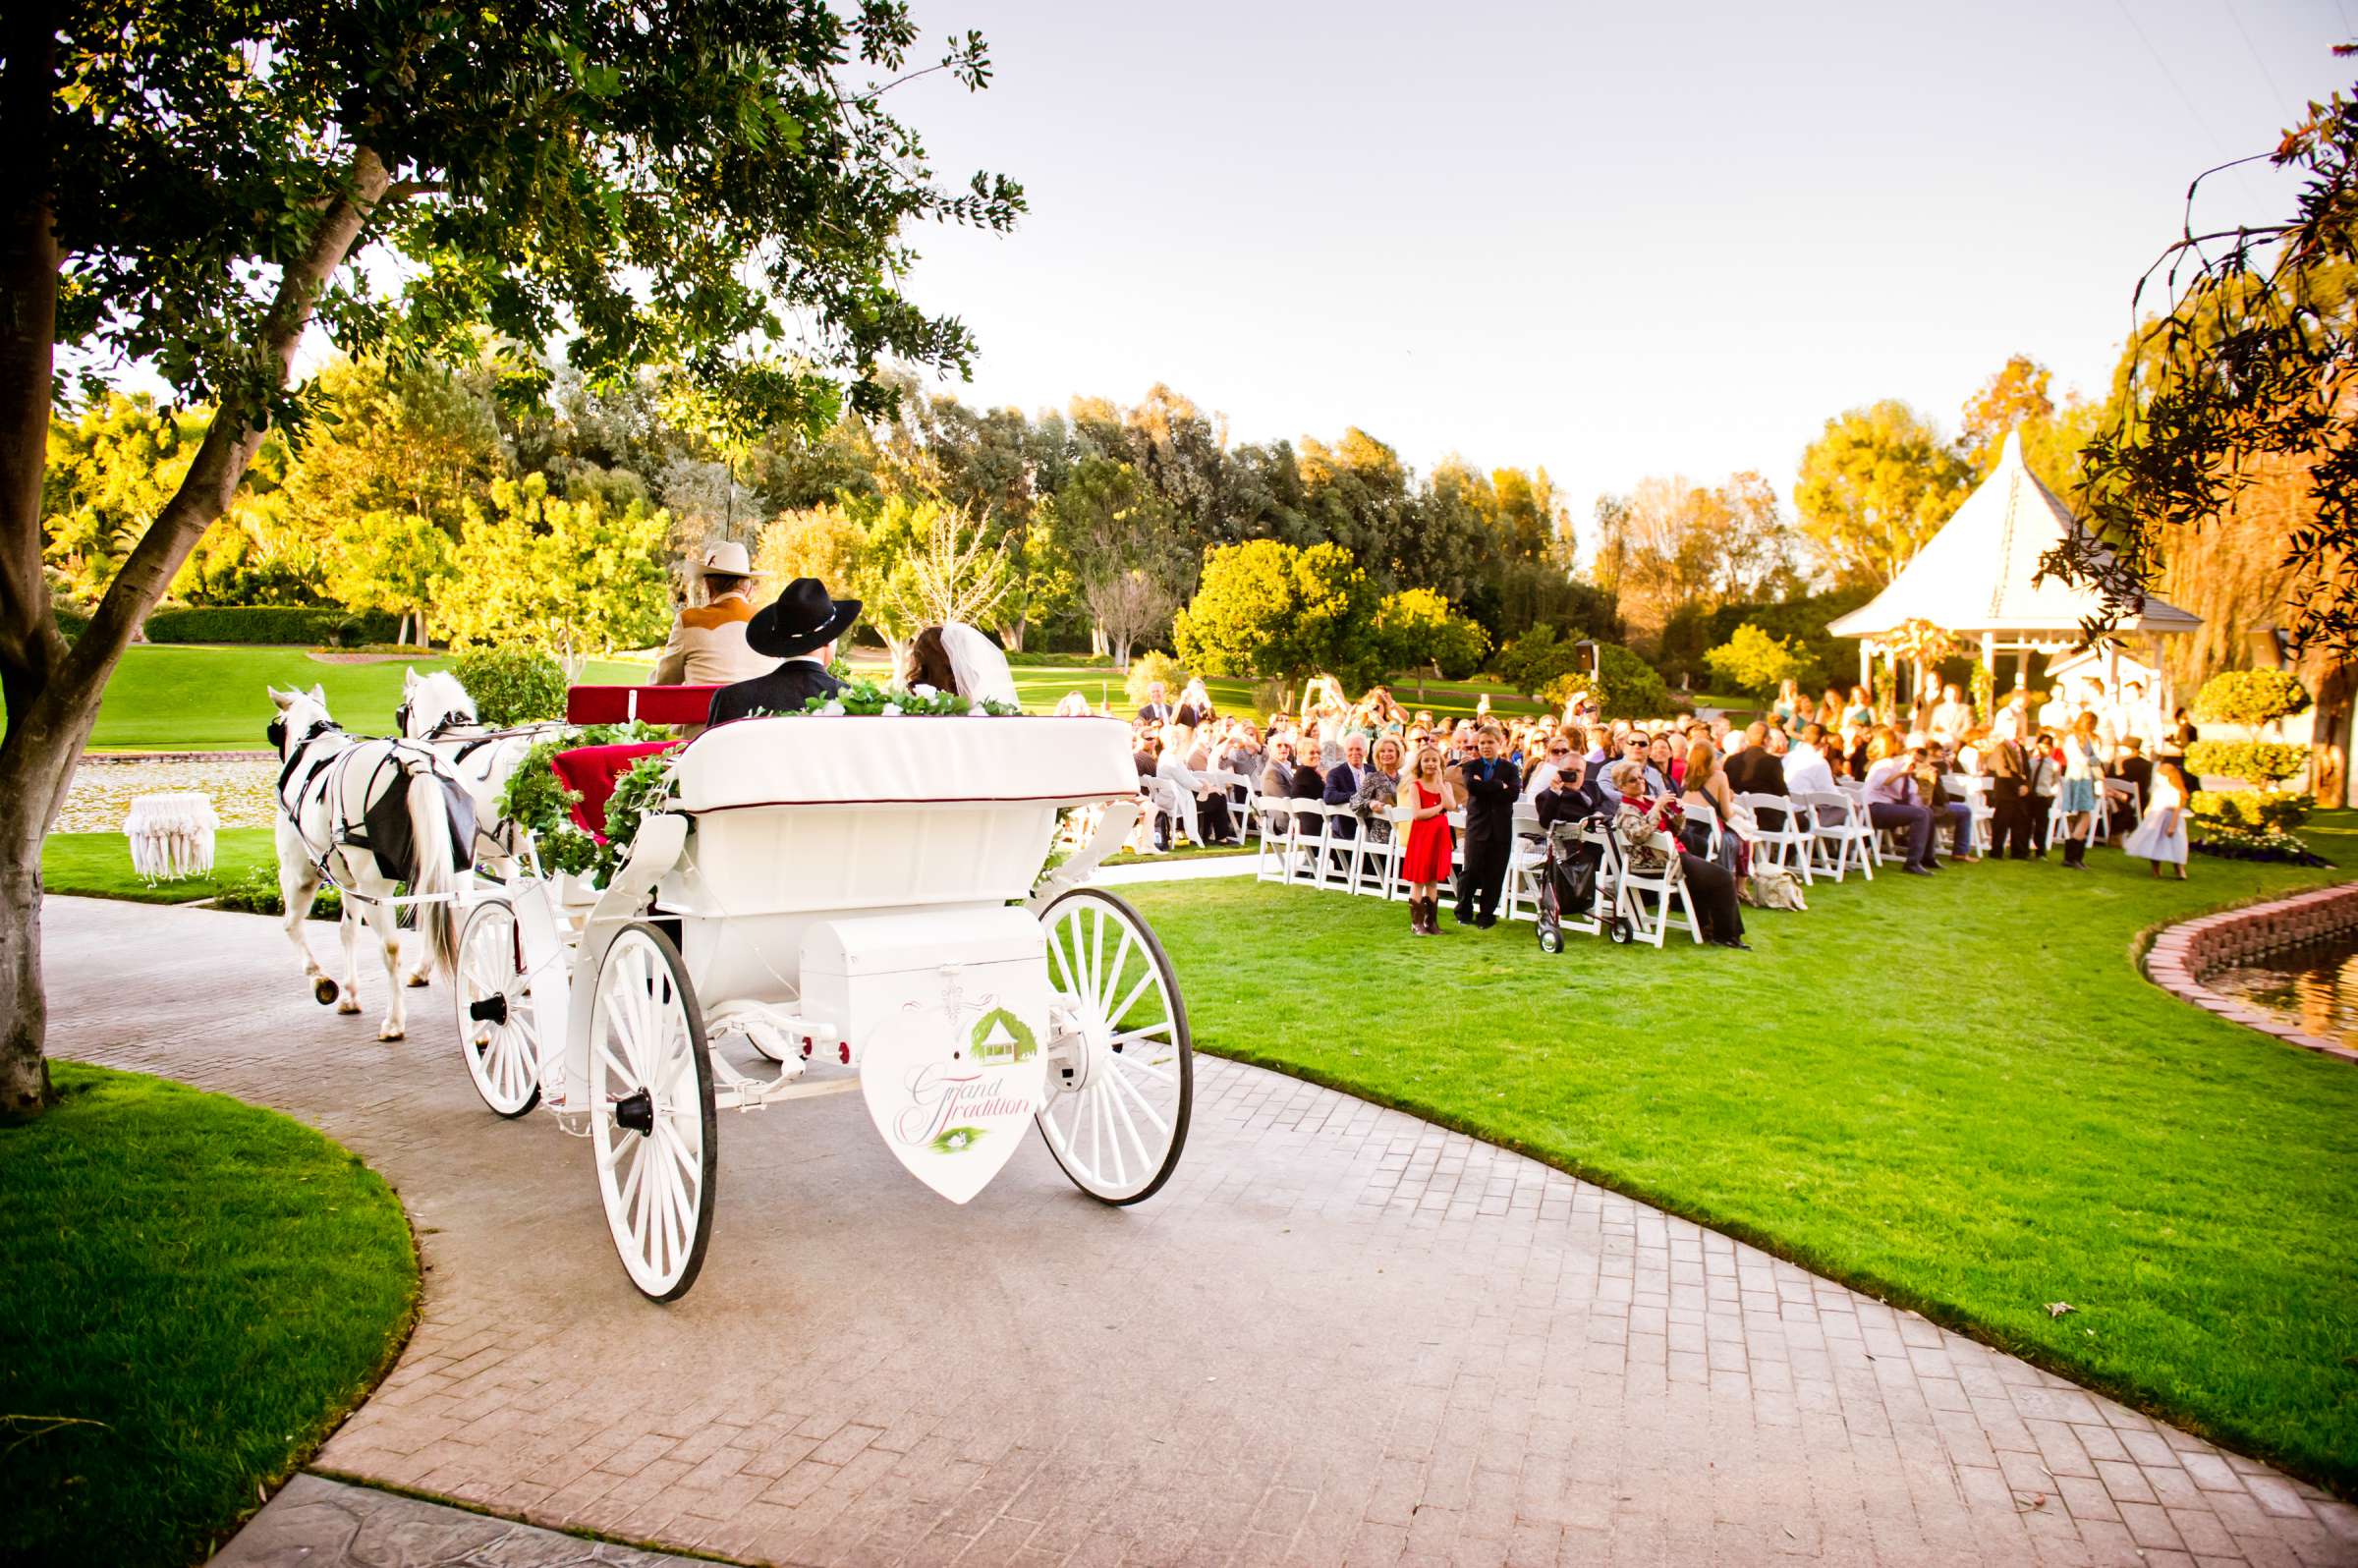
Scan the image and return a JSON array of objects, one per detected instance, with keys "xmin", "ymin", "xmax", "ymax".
[
  {"xmin": 1397, "ymin": 745, "xmax": 1459, "ymax": 936},
  {"xmin": 1861, "ymin": 733, "xmax": 1938, "ymax": 875},
  {"xmin": 2123, "ymin": 759, "xmax": 2192, "ymax": 879},
  {"xmin": 1455, "ymin": 725, "xmax": 1519, "ymax": 927},
  {"xmin": 2057, "ymin": 711, "xmax": 2104, "ymax": 871},
  {"xmin": 1353, "ymin": 734, "xmax": 1407, "ymax": 842},
  {"xmin": 1609, "ymin": 761, "xmax": 1748, "ymax": 948}
]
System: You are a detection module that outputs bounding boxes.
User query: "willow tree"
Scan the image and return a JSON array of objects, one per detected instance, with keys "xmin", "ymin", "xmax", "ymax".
[
  {"xmin": 0, "ymin": 1, "xmax": 1021, "ymax": 1119},
  {"xmin": 2056, "ymin": 62, "xmax": 2355, "ymax": 799}
]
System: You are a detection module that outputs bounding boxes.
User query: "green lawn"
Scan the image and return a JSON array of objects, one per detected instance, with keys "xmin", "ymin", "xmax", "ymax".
[
  {"xmin": 0, "ymin": 1062, "xmax": 418, "ymax": 1567},
  {"xmin": 89, "ymin": 645, "xmax": 651, "ymax": 752},
  {"xmin": 1124, "ymin": 812, "xmax": 2358, "ymax": 1494},
  {"xmin": 42, "ymin": 825, "xmax": 279, "ymax": 904}
]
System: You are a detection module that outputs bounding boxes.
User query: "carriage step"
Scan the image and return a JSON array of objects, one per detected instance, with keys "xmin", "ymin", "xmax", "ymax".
[{"xmin": 712, "ymin": 1075, "xmax": 862, "ymax": 1113}]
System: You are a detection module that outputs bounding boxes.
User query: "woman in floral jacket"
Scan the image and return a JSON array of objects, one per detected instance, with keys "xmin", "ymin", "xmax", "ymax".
[{"xmin": 1607, "ymin": 761, "xmax": 1749, "ymax": 949}]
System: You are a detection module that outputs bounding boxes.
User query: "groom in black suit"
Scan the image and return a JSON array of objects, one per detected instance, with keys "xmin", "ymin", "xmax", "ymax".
[{"xmin": 705, "ymin": 578, "xmax": 860, "ymax": 726}]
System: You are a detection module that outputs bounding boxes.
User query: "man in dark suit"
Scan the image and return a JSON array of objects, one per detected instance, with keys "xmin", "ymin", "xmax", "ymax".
[
  {"xmin": 1723, "ymin": 721, "xmax": 1790, "ymax": 828},
  {"xmin": 705, "ymin": 578, "xmax": 857, "ymax": 726},
  {"xmin": 1986, "ymin": 711, "xmax": 2034, "ymax": 860},
  {"xmin": 1137, "ymin": 681, "xmax": 1174, "ymax": 726},
  {"xmin": 1320, "ymin": 733, "xmax": 1371, "ymax": 840},
  {"xmin": 1455, "ymin": 725, "xmax": 1519, "ymax": 927}
]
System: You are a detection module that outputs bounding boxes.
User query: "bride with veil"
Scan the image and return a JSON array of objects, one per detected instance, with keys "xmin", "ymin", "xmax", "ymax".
[{"xmin": 903, "ymin": 623, "xmax": 1021, "ymax": 707}]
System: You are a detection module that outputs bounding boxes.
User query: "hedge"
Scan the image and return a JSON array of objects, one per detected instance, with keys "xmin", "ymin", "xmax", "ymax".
[{"xmin": 142, "ymin": 606, "xmax": 402, "ymax": 646}]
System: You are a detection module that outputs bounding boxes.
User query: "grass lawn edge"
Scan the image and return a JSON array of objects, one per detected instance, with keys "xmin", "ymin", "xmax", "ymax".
[
  {"xmin": 1195, "ymin": 868, "xmax": 2358, "ymax": 1500},
  {"xmin": 11, "ymin": 1061, "xmax": 425, "ymax": 1564},
  {"xmin": 305, "ymin": 1468, "xmax": 748, "ymax": 1565}
]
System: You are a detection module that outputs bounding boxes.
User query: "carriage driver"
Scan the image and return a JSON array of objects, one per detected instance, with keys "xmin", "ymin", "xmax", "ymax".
[{"xmin": 651, "ymin": 541, "xmax": 779, "ymax": 689}]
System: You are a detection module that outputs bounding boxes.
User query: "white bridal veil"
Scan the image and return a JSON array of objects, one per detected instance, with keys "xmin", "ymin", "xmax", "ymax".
[{"xmin": 938, "ymin": 623, "xmax": 1020, "ymax": 706}]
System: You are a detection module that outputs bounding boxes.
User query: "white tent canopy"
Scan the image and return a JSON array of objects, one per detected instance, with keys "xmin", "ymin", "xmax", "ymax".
[{"xmin": 1825, "ymin": 430, "xmax": 2199, "ymax": 691}]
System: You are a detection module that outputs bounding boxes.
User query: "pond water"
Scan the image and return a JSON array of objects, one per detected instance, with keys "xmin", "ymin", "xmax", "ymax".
[{"xmin": 2205, "ymin": 932, "xmax": 2358, "ymax": 1050}]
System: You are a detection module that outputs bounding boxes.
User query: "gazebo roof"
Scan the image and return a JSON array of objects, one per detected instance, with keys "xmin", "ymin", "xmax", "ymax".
[{"xmin": 1826, "ymin": 431, "xmax": 2201, "ymax": 642}]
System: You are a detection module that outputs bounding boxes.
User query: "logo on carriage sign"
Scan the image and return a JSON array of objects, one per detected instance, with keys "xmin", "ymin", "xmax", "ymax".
[{"xmin": 860, "ymin": 997, "xmax": 1047, "ymax": 1204}]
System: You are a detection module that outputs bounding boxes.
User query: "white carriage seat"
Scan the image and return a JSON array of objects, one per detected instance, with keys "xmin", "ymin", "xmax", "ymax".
[
  {"xmin": 670, "ymin": 714, "xmax": 1138, "ymax": 812},
  {"xmin": 657, "ymin": 715, "xmax": 1141, "ymax": 931}
]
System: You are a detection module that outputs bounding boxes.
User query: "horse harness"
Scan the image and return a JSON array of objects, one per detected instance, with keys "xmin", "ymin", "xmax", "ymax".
[{"xmin": 276, "ymin": 718, "xmax": 477, "ymax": 901}]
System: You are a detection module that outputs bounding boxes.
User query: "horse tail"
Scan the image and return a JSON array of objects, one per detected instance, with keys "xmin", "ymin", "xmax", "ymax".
[{"xmin": 407, "ymin": 769, "xmax": 461, "ymax": 981}]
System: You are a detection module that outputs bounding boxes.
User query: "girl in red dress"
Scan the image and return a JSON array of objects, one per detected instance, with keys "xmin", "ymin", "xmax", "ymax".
[{"xmin": 1398, "ymin": 744, "xmax": 1460, "ymax": 936}]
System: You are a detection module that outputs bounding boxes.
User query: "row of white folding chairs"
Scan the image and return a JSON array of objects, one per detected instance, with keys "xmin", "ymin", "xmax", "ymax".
[{"xmin": 1254, "ymin": 796, "xmax": 1707, "ymax": 946}]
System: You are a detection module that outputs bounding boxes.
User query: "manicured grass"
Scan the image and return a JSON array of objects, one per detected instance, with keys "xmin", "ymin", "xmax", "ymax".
[
  {"xmin": 89, "ymin": 645, "xmax": 650, "ymax": 752},
  {"xmin": 42, "ymin": 825, "xmax": 279, "ymax": 904},
  {"xmin": 0, "ymin": 1062, "xmax": 418, "ymax": 1567},
  {"xmin": 1123, "ymin": 813, "xmax": 2358, "ymax": 1493}
]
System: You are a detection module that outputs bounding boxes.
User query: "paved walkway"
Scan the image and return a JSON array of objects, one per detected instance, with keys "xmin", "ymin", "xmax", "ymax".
[
  {"xmin": 215, "ymin": 1473, "xmax": 701, "ymax": 1566},
  {"xmin": 41, "ymin": 896, "xmax": 2356, "ymax": 1568}
]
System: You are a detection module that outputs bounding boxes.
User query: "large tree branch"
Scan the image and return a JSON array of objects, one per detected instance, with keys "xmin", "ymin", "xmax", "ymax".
[{"xmin": 59, "ymin": 146, "xmax": 392, "ymax": 724}]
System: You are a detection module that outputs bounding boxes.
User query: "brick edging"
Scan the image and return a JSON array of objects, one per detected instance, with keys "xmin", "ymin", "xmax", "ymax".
[{"xmin": 2143, "ymin": 880, "xmax": 2358, "ymax": 1064}]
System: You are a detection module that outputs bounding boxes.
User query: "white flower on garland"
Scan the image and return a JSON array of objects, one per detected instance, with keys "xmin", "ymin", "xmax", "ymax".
[
  {"xmin": 820, "ymin": 700, "xmax": 846, "ymax": 716},
  {"xmin": 911, "ymin": 683, "xmax": 937, "ymax": 700},
  {"xmin": 881, "ymin": 702, "xmax": 902, "ymax": 716}
]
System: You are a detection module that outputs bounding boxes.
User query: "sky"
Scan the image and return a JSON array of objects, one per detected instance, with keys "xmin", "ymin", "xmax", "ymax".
[{"xmin": 883, "ymin": 0, "xmax": 2355, "ymax": 530}]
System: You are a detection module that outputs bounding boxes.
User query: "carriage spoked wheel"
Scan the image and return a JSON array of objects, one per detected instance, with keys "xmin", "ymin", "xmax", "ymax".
[
  {"xmin": 588, "ymin": 924, "xmax": 718, "ymax": 1302},
  {"xmin": 454, "ymin": 898, "xmax": 540, "ymax": 1117},
  {"xmin": 1035, "ymin": 887, "xmax": 1193, "ymax": 1204}
]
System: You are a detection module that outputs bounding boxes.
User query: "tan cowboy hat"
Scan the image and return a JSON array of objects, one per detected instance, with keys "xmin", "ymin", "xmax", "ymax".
[{"xmin": 697, "ymin": 540, "xmax": 763, "ymax": 580}]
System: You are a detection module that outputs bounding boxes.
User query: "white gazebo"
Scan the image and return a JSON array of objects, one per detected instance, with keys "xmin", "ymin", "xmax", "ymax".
[{"xmin": 1826, "ymin": 430, "xmax": 2201, "ymax": 699}]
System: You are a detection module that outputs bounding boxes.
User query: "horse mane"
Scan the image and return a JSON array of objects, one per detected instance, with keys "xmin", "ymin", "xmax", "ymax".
[{"xmin": 412, "ymin": 670, "xmax": 477, "ymax": 725}]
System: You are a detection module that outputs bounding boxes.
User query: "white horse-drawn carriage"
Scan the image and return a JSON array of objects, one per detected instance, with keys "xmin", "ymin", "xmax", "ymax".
[
  {"xmin": 300, "ymin": 680, "xmax": 1194, "ymax": 1302},
  {"xmin": 269, "ymin": 668, "xmax": 1190, "ymax": 1301}
]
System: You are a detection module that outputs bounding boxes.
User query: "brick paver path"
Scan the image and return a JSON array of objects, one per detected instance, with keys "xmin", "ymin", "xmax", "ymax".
[{"xmin": 44, "ymin": 897, "xmax": 2356, "ymax": 1567}]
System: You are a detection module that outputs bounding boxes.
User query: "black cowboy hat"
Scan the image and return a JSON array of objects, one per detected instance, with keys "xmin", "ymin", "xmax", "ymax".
[{"xmin": 746, "ymin": 577, "xmax": 862, "ymax": 659}]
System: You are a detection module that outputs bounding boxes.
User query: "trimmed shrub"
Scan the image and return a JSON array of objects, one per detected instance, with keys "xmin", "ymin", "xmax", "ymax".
[
  {"xmin": 2192, "ymin": 669, "xmax": 2311, "ymax": 729},
  {"xmin": 2185, "ymin": 739, "xmax": 2307, "ymax": 788},
  {"xmin": 454, "ymin": 644, "xmax": 568, "ymax": 725},
  {"xmin": 1124, "ymin": 650, "xmax": 1189, "ymax": 709},
  {"xmin": 2190, "ymin": 790, "xmax": 2315, "ymax": 835},
  {"xmin": 1543, "ymin": 642, "xmax": 1672, "ymax": 721},
  {"xmin": 1703, "ymin": 624, "xmax": 1804, "ymax": 695},
  {"xmin": 143, "ymin": 605, "xmax": 399, "ymax": 646}
]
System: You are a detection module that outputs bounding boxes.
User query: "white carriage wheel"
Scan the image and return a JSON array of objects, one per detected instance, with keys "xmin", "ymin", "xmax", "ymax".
[
  {"xmin": 588, "ymin": 924, "xmax": 718, "ymax": 1302},
  {"xmin": 1035, "ymin": 887, "xmax": 1193, "ymax": 1204},
  {"xmin": 454, "ymin": 898, "xmax": 540, "ymax": 1118}
]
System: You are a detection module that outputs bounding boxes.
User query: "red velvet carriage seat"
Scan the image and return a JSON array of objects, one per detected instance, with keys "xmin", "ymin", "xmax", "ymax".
[
  {"xmin": 549, "ymin": 742, "xmax": 679, "ymax": 840},
  {"xmin": 563, "ymin": 684, "xmax": 722, "ymax": 727}
]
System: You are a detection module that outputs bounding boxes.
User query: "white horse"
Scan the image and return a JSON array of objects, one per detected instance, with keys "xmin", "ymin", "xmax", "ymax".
[
  {"xmin": 269, "ymin": 685, "xmax": 464, "ymax": 1039},
  {"xmin": 395, "ymin": 667, "xmax": 563, "ymax": 864}
]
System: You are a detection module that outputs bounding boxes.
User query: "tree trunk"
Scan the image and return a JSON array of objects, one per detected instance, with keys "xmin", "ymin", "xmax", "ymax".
[
  {"xmin": 1090, "ymin": 622, "xmax": 1107, "ymax": 657},
  {"xmin": 1112, "ymin": 640, "xmax": 1132, "ymax": 673},
  {"xmin": 0, "ymin": 135, "xmax": 392, "ymax": 1120},
  {"xmin": 2309, "ymin": 655, "xmax": 2352, "ymax": 809},
  {"xmin": 998, "ymin": 617, "xmax": 1026, "ymax": 654},
  {"xmin": 0, "ymin": 3, "xmax": 65, "ymax": 1119}
]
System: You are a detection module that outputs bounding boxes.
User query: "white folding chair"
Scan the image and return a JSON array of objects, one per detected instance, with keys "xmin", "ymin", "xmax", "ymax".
[
  {"xmin": 1944, "ymin": 773, "xmax": 1994, "ymax": 856},
  {"xmin": 1309, "ymin": 804, "xmax": 1360, "ymax": 892},
  {"xmin": 1503, "ymin": 804, "xmax": 1545, "ymax": 923},
  {"xmin": 1737, "ymin": 792, "xmax": 1814, "ymax": 883},
  {"xmin": 1616, "ymin": 829, "xmax": 1701, "ymax": 946},
  {"xmin": 1803, "ymin": 790, "xmax": 1876, "ymax": 882},
  {"xmin": 1253, "ymin": 795, "xmax": 1296, "ymax": 882}
]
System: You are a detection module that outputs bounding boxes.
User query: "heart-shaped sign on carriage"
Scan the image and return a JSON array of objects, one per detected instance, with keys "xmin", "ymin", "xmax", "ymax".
[{"xmin": 860, "ymin": 996, "xmax": 1048, "ymax": 1204}]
